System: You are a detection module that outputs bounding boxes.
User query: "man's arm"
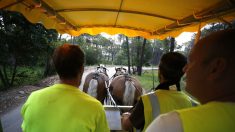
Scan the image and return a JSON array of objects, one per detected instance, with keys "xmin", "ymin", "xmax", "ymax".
[
  {"xmin": 121, "ymin": 112, "xmax": 132, "ymax": 130},
  {"xmin": 146, "ymin": 111, "xmax": 183, "ymax": 132},
  {"xmin": 121, "ymin": 98, "xmax": 145, "ymax": 131}
]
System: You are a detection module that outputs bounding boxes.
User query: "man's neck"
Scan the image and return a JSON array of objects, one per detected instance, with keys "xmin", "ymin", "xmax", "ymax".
[
  {"xmin": 59, "ymin": 79, "xmax": 79, "ymax": 87},
  {"xmin": 202, "ymin": 92, "xmax": 235, "ymax": 104}
]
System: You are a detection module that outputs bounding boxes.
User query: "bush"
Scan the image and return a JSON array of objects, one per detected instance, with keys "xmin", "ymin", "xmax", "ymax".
[{"xmin": 0, "ymin": 66, "xmax": 44, "ymax": 91}]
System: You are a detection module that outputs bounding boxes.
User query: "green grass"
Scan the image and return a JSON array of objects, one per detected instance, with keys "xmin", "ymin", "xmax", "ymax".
[
  {"xmin": 0, "ymin": 66, "xmax": 45, "ymax": 91},
  {"xmin": 133, "ymin": 70, "xmax": 159, "ymax": 91},
  {"xmin": 132, "ymin": 70, "xmax": 200, "ymax": 103},
  {"xmin": 14, "ymin": 66, "xmax": 44, "ymax": 85}
]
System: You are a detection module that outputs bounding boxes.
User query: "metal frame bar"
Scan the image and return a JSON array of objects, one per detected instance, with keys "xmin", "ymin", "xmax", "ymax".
[
  {"xmin": 56, "ymin": 8, "xmax": 177, "ymax": 21},
  {"xmin": 79, "ymin": 25, "xmax": 152, "ymax": 33},
  {"xmin": 2, "ymin": 0, "xmax": 235, "ymax": 36},
  {"xmin": 153, "ymin": 0, "xmax": 235, "ymax": 35},
  {"xmin": 33, "ymin": 0, "xmax": 77, "ymax": 30},
  {"xmin": 1, "ymin": 0, "xmax": 25, "ymax": 9}
]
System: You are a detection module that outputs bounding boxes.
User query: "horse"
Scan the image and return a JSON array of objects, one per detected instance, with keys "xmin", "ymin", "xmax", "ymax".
[
  {"xmin": 108, "ymin": 67, "xmax": 144, "ymax": 106},
  {"xmin": 83, "ymin": 66, "xmax": 109, "ymax": 104}
]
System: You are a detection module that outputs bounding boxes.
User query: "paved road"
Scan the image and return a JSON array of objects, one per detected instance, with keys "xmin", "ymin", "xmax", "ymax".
[{"xmin": 1, "ymin": 104, "xmax": 22, "ymax": 132}]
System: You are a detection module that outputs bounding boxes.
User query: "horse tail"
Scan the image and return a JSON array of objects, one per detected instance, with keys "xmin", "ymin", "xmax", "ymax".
[
  {"xmin": 123, "ymin": 80, "xmax": 136, "ymax": 105},
  {"xmin": 87, "ymin": 79, "xmax": 98, "ymax": 98}
]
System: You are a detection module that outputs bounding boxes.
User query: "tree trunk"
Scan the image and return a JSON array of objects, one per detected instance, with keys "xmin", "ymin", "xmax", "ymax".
[
  {"xmin": 125, "ymin": 36, "xmax": 131, "ymax": 74},
  {"xmin": 44, "ymin": 56, "xmax": 51, "ymax": 77},
  {"xmin": 58, "ymin": 34, "xmax": 62, "ymax": 41},
  {"xmin": 0, "ymin": 68, "xmax": 8, "ymax": 89},
  {"xmin": 136, "ymin": 37, "xmax": 141, "ymax": 75},
  {"xmin": 138, "ymin": 38, "xmax": 147, "ymax": 76},
  {"xmin": 0, "ymin": 65, "xmax": 10, "ymax": 89},
  {"xmin": 111, "ymin": 43, "xmax": 114, "ymax": 65},
  {"xmin": 10, "ymin": 60, "xmax": 17, "ymax": 86},
  {"xmin": 3, "ymin": 65, "xmax": 10, "ymax": 86},
  {"xmin": 170, "ymin": 37, "xmax": 175, "ymax": 52},
  {"xmin": 44, "ymin": 45, "xmax": 50, "ymax": 77},
  {"xmin": 71, "ymin": 36, "xmax": 73, "ymax": 44}
]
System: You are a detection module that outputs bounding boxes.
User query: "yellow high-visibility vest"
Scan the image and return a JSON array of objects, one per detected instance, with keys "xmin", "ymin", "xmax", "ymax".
[
  {"xmin": 21, "ymin": 84, "xmax": 109, "ymax": 132},
  {"xmin": 177, "ymin": 101, "xmax": 235, "ymax": 132},
  {"xmin": 141, "ymin": 90, "xmax": 193, "ymax": 131}
]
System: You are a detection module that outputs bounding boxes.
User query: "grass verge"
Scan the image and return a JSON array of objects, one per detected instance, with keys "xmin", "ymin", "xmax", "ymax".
[{"xmin": 133, "ymin": 70, "xmax": 159, "ymax": 91}]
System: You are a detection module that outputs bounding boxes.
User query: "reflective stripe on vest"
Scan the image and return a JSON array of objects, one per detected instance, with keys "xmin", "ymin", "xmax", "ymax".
[
  {"xmin": 134, "ymin": 93, "xmax": 160, "ymax": 132},
  {"xmin": 142, "ymin": 90, "xmax": 194, "ymax": 131},
  {"xmin": 148, "ymin": 93, "xmax": 160, "ymax": 119},
  {"xmin": 141, "ymin": 92, "xmax": 161, "ymax": 132},
  {"xmin": 190, "ymin": 99, "xmax": 198, "ymax": 107}
]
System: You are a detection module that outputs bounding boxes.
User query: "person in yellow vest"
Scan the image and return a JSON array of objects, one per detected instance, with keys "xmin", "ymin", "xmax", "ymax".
[
  {"xmin": 146, "ymin": 29, "xmax": 235, "ymax": 132},
  {"xmin": 21, "ymin": 44, "xmax": 109, "ymax": 132},
  {"xmin": 122, "ymin": 52, "xmax": 195, "ymax": 132}
]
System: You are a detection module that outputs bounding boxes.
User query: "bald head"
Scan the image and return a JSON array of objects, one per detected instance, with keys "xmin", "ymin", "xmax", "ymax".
[
  {"xmin": 195, "ymin": 29, "xmax": 235, "ymax": 63},
  {"xmin": 185, "ymin": 29, "xmax": 235, "ymax": 104}
]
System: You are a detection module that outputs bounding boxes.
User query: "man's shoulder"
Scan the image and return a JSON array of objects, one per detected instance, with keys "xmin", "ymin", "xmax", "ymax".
[
  {"xmin": 178, "ymin": 101, "xmax": 235, "ymax": 114},
  {"xmin": 29, "ymin": 85, "xmax": 52, "ymax": 96},
  {"xmin": 146, "ymin": 111, "xmax": 183, "ymax": 132},
  {"xmin": 81, "ymin": 93, "xmax": 101, "ymax": 103},
  {"xmin": 142, "ymin": 91, "xmax": 156, "ymax": 97},
  {"xmin": 78, "ymin": 92, "xmax": 103, "ymax": 107},
  {"xmin": 141, "ymin": 90, "xmax": 171, "ymax": 98}
]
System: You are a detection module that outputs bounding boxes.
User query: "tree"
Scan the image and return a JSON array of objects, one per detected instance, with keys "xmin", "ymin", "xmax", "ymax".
[
  {"xmin": 72, "ymin": 34, "xmax": 117, "ymax": 65},
  {"xmin": 182, "ymin": 22, "xmax": 235, "ymax": 58},
  {"xmin": 0, "ymin": 10, "xmax": 58, "ymax": 90},
  {"xmin": 125, "ymin": 36, "xmax": 131, "ymax": 74},
  {"xmin": 138, "ymin": 38, "xmax": 147, "ymax": 76},
  {"xmin": 170, "ymin": 37, "xmax": 175, "ymax": 52}
]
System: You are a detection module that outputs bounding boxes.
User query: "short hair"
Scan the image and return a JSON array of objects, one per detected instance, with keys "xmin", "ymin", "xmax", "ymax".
[
  {"xmin": 159, "ymin": 52, "xmax": 187, "ymax": 82},
  {"xmin": 52, "ymin": 44, "xmax": 85, "ymax": 79}
]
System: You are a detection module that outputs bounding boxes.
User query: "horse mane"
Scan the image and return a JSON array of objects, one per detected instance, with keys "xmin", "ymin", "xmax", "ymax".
[
  {"xmin": 123, "ymin": 80, "xmax": 136, "ymax": 105},
  {"xmin": 87, "ymin": 79, "xmax": 98, "ymax": 98}
]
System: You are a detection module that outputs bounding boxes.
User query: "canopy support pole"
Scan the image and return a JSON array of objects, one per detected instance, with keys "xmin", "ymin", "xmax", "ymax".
[{"xmin": 194, "ymin": 23, "xmax": 201, "ymax": 45}]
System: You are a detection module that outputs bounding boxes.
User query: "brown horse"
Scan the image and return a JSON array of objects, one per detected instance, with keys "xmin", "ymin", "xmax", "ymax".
[
  {"xmin": 83, "ymin": 66, "xmax": 109, "ymax": 104},
  {"xmin": 109, "ymin": 68, "xmax": 144, "ymax": 106}
]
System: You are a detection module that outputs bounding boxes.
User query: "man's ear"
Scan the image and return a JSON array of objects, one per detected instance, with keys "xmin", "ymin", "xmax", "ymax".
[{"xmin": 208, "ymin": 58, "xmax": 227, "ymax": 80}]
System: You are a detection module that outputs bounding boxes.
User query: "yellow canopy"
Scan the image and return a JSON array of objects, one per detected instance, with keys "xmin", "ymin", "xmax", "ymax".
[{"xmin": 1, "ymin": 0, "xmax": 235, "ymax": 39}]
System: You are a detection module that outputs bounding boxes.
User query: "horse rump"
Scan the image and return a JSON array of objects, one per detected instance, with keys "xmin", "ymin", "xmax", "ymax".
[
  {"xmin": 83, "ymin": 72, "xmax": 109, "ymax": 104},
  {"xmin": 87, "ymin": 79, "xmax": 98, "ymax": 98},
  {"xmin": 123, "ymin": 80, "xmax": 136, "ymax": 105}
]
